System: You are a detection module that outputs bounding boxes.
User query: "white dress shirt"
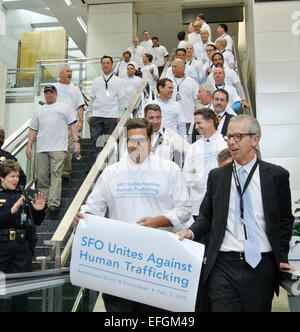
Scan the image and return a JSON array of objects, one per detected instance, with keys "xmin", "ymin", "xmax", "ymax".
[
  {"xmin": 184, "ymin": 131, "xmax": 227, "ymax": 215},
  {"xmin": 220, "ymin": 157, "xmax": 272, "ymax": 253},
  {"xmin": 165, "ymin": 73, "xmax": 199, "ymax": 124},
  {"xmin": 151, "ymin": 127, "xmax": 190, "ymax": 168},
  {"xmin": 141, "ymin": 63, "xmax": 159, "ymax": 91},
  {"xmin": 215, "ymin": 33, "xmax": 234, "ymax": 52},
  {"xmin": 152, "ymin": 98, "xmax": 186, "ymax": 136},
  {"xmin": 140, "ymin": 39, "xmax": 153, "ymax": 52}
]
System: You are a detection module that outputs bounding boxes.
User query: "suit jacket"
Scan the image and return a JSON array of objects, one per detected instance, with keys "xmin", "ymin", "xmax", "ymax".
[
  {"xmin": 219, "ymin": 113, "xmax": 234, "ymax": 137},
  {"xmin": 190, "ymin": 159, "xmax": 294, "ymax": 292}
]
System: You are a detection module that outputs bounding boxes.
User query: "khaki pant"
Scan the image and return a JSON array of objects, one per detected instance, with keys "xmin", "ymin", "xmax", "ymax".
[
  {"xmin": 63, "ymin": 128, "xmax": 73, "ymax": 176},
  {"xmin": 36, "ymin": 151, "xmax": 66, "ymax": 207}
]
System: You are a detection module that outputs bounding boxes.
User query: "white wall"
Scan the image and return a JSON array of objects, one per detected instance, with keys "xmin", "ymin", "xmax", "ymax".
[
  {"xmin": 87, "ymin": 3, "xmax": 135, "ymax": 59},
  {"xmin": 4, "ymin": 100, "xmax": 37, "ymax": 136},
  {"xmin": 0, "ymin": 59, "xmax": 7, "ymax": 128},
  {"xmin": 253, "ymin": 0, "xmax": 300, "ymax": 191}
]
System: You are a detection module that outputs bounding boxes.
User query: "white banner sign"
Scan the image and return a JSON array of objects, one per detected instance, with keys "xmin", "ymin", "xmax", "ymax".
[{"xmin": 70, "ymin": 214, "xmax": 204, "ymax": 312}]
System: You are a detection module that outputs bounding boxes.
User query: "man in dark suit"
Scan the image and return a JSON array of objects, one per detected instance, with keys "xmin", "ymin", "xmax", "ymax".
[
  {"xmin": 213, "ymin": 89, "xmax": 235, "ymax": 137},
  {"xmin": 178, "ymin": 114, "xmax": 295, "ymax": 312}
]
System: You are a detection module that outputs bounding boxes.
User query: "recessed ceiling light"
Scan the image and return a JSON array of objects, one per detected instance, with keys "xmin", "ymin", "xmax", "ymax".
[
  {"xmin": 77, "ymin": 17, "xmax": 87, "ymax": 34},
  {"xmin": 64, "ymin": 0, "xmax": 72, "ymax": 7}
]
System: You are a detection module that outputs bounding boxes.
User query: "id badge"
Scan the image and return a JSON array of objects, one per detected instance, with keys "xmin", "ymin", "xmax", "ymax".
[
  {"xmin": 106, "ymin": 90, "xmax": 110, "ymax": 97},
  {"xmin": 237, "ymin": 221, "xmax": 247, "ymax": 241},
  {"xmin": 176, "ymin": 93, "xmax": 182, "ymax": 102}
]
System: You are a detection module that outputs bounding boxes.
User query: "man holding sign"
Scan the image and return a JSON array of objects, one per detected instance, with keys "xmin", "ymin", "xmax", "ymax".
[{"xmin": 72, "ymin": 118, "xmax": 194, "ymax": 312}]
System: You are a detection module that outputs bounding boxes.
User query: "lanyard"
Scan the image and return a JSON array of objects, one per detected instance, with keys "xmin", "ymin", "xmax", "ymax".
[
  {"xmin": 103, "ymin": 74, "xmax": 113, "ymax": 90},
  {"xmin": 174, "ymin": 76, "xmax": 186, "ymax": 94},
  {"xmin": 151, "ymin": 128, "xmax": 165, "ymax": 153},
  {"xmin": 232, "ymin": 159, "xmax": 259, "ymax": 220}
]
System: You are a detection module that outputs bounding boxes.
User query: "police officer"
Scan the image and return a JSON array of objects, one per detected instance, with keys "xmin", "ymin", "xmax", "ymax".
[
  {"xmin": 0, "ymin": 127, "xmax": 26, "ymax": 187},
  {"xmin": 0, "ymin": 160, "xmax": 46, "ymax": 312}
]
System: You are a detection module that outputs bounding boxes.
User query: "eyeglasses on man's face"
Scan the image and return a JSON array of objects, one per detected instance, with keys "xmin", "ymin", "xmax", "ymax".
[
  {"xmin": 127, "ymin": 137, "xmax": 149, "ymax": 146},
  {"xmin": 225, "ymin": 133, "xmax": 255, "ymax": 143}
]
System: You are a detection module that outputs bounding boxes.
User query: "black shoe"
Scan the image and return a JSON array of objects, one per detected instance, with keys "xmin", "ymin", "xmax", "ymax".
[{"xmin": 48, "ymin": 205, "xmax": 60, "ymax": 212}]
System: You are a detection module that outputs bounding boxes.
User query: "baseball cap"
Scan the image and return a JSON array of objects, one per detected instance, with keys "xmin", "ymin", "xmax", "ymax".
[{"xmin": 44, "ymin": 84, "xmax": 57, "ymax": 93}]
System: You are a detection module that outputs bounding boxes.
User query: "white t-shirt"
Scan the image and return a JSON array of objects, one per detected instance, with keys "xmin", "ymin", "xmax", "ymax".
[
  {"xmin": 80, "ymin": 153, "xmax": 193, "ymax": 232},
  {"xmin": 90, "ymin": 74, "xmax": 127, "ymax": 118},
  {"xmin": 184, "ymin": 131, "xmax": 227, "ymax": 215},
  {"xmin": 127, "ymin": 45, "xmax": 145, "ymax": 68},
  {"xmin": 30, "ymin": 102, "xmax": 76, "ymax": 153},
  {"xmin": 149, "ymin": 45, "xmax": 169, "ymax": 67},
  {"xmin": 153, "ymin": 98, "xmax": 186, "ymax": 134},
  {"xmin": 165, "ymin": 73, "xmax": 199, "ymax": 123},
  {"xmin": 178, "ymin": 40, "xmax": 187, "ymax": 49},
  {"xmin": 41, "ymin": 82, "xmax": 85, "ymax": 118},
  {"xmin": 140, "ymin": 39, "xmax": 153, "ymax": 52}
]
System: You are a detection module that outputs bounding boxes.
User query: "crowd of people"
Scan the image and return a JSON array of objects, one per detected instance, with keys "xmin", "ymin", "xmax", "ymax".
[{"xmin": 0, "ymin": 12, "xmax": 296, "ymax": 313}]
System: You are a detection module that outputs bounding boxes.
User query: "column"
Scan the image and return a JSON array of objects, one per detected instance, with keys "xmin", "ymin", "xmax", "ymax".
[
  {"xmin": 0, "ymin": 0, "xmax": 7, "ymax": 129},
  {"xmin": 252, "ymin": 0, "xmax": 300, "ymax": 192},
  {"xmin": 87, "ymin": 2, "xmax": 135, "ymax": 59}
]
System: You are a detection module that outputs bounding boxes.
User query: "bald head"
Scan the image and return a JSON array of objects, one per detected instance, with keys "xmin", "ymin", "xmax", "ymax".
[{"xmin": 171, "ymin": 59, "xmax": 185, "ymax": 78}]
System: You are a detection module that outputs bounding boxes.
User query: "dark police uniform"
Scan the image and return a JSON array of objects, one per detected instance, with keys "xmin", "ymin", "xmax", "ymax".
[
  {"xmin": 0, "ymin": 185, "xmax": 45, "ymax": 312},
  {"xmin": 0, "ymin": 150, "xmax": 26, "ymax": 187}
]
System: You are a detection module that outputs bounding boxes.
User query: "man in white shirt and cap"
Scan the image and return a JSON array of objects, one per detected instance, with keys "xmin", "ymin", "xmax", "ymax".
[
  {"xmin": 184, "ymin": 108, "xmax": 227, "ymax": 219},
  {"xmin": 27, "ymin": 85, "xmax": 80, "ymax": 211},
  {"xmin": 72, "ymin": 118, "xmax": 193, "ymax": 312}
]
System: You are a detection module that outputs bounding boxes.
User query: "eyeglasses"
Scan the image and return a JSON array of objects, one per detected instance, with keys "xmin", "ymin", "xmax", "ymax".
[
  {"xmin": 225, "ymin": 133, "xmax": 255, "ymax": 143},
  {"xmin": 127, "ymin": 137, "xmax": 148, "ymax": 145}
]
